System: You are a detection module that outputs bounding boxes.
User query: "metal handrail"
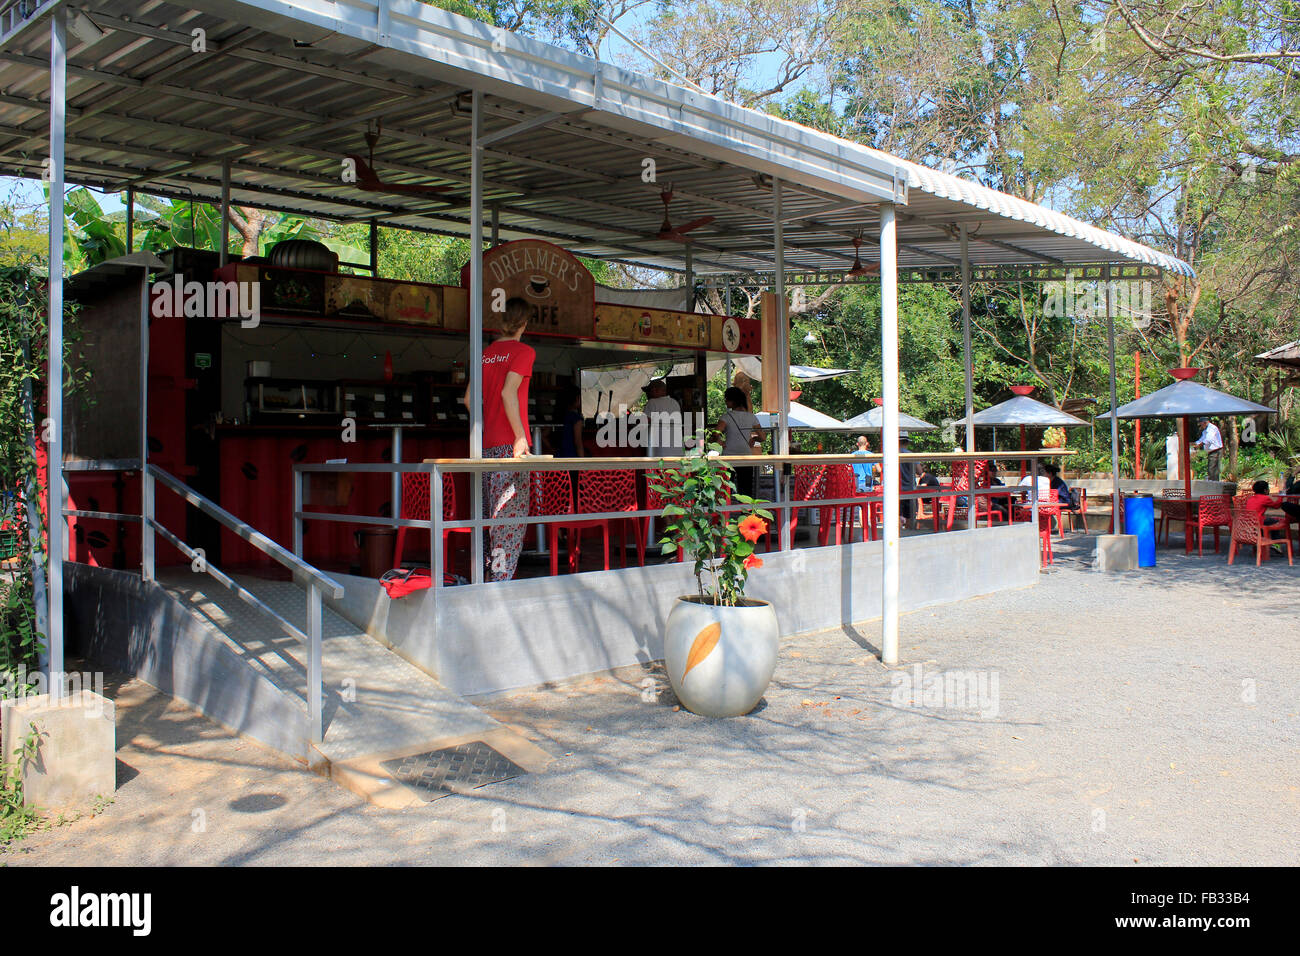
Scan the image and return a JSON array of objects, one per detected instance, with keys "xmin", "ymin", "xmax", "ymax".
[
  {"xmin": 148, "ymin": 519, "xmax": 311, "ymax": 646},
  {"xmin": 292, "ymin": 451, "xmax": 1066, "ymax": 584},
  {"xmin": 148, "ymin": 464, "xmax": 342, "ymax": 598},
  {"xmin": 143, "ymin": 465, "xmax": 336, "ymax": 744}
]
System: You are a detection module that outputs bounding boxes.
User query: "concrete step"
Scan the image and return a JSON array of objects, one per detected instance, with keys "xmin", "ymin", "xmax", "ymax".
[{"xmin": 159, "ymin": 570, "xmax": 551, "ymax": 806}]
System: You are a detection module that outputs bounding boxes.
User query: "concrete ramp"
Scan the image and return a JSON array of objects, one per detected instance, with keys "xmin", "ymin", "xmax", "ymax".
[{"xmin": 66, "ymin": 563, "xmax": 549, "ymax": 806}]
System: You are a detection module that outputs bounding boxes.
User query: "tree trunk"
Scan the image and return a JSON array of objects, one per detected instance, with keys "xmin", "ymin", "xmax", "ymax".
[{"xmin": 1228, "ymin": 416, "xmax": 1239, "ymax": 479}]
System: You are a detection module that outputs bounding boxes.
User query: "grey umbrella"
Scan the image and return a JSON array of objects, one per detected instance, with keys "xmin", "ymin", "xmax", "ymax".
[
  {"xmin": 1097, "ymin": 368, "xmax": 1275, "ymax": 501},
  {"xmin": 841, "ymin": 405, "xmax": 939, "ymax": 432},
  {"xmin": 964, "ymin": 386, "xmax": 1088, "ymax": 473}
]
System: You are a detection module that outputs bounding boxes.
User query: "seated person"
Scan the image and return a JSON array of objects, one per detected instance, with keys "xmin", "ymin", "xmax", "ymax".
[
  {"xmin": 1017, "ymin": 469, "xmax": 1052, "ymax": 500},
  {"xmin": 852, "ymin": 435, "xmax": 877, "ymax": 492},
  {"xmin": 987, "ymin": 462, "xmax": 1005, "ymax": 486},
  {"xmin": 1283, "ymin": 472, "xmax": 1300, "ymax": 523},
  {"xmin": 1245, "ymin": 479, "xmax": 1285, "ymax": 529},
  {"xmin": 916, "ymin": 464, "xmax": 941, "ymax": 516},
  {"xmin": 1044, "ymin": 463, "xmax": 1076, "ymax": 508}
]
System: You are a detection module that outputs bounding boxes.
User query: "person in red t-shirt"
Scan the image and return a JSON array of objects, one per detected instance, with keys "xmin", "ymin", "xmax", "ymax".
[
  {"xmin": 1245, "ymin": 480, "xmax": 1284, "ymax": 529},
  {"xmin": 463, "ymin": 297, "xmax": 535, "ymax": 581}
]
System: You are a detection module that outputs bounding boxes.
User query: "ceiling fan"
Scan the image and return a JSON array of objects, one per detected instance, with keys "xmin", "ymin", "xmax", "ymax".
[
  {"xmin": 347, "ymin": 125, "xmax": 456, "ymax": 198},
  {"xmin": 845, "ymin": 231, "xmax": 879, "ymax": 277},
  {"xmin": 652, "ymin": 184, "xmax": 714, "ymax": 242}
]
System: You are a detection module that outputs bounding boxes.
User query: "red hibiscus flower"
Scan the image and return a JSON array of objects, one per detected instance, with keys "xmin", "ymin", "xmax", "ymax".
[
  {"xmin": 738, "ymin": 515, "xmax": 767, "ymax": 543},
  {"xmin": 743, "ymin": 554, "xmax": 763, "ymax": 570}
]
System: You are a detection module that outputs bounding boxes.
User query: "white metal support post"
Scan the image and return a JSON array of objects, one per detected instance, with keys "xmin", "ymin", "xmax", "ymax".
[
  {"xmin": 307, "ymin": 584, "xmax": 322, "ymax": 743},
  {"xmin": 1105, "ymin": 264, "xmax": 1121, "ymax": 530},
  {"xmin": 140, "ymin": 268, "xmax": 154, "ymax": 581},
  {"xmin": 774, "ymin": 179, "xmax": 791, "ymax": 550},
  {"xmin": 469, "ymin": 89, "xmax": 485, "ymax": 583},
  {"xmin": 219, "ymin": 160, "xmax": 231, "ymax": 267},
  {"xmin": 879, "ymin": 203, "xmax": 900, "ymax": 666},
  {"xmin": 960, "ymin": 225, "xmax": 975, "ymax": 531},
  {"xmin": 46, "ymin": 7, "xmax": 67, "ymax": 696}
]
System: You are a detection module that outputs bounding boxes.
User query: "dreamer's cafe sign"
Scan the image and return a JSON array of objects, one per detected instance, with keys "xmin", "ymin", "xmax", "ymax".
[{"xmin": 462, "ymin": 239, "xmax": 596, "ymax": 338}]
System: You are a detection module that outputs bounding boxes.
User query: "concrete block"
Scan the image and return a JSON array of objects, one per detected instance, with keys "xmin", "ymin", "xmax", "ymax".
[
  {"xmin": 1, "ymin": 690, "xmax": 115, "ymax": 811},
  {"xmin": 1095, "ymin": 534, "xmax": 1139, "ymax": 572}
]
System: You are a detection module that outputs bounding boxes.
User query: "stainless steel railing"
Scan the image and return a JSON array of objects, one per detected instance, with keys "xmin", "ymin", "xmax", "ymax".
[
  {"xmin": 64, "ymin": 463, "xmax": 343, "ymax": 744},
  {"xmin": 143, "ymin": 465, "xmax": 343, "ymax": 744},
  {"xmin": 293, "ymin": 451, "xmax": 1067, "ymax": 585}
]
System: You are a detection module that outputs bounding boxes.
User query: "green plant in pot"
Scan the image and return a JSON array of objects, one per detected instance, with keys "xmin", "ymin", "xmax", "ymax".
[{"xmin": 651, "ymin": 445, "xmax": 779, "ymax": 718}]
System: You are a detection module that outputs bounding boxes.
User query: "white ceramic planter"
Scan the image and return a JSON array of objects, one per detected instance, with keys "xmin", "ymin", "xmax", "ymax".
[{"xmin": 664, "ymin": 596, "xmax": 779, "ymax": 718}]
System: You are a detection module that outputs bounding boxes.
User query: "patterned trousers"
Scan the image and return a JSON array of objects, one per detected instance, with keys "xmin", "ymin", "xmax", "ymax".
[{"xmin": 483, "ymin": 444, "xmax": 530, "ymax": 582}]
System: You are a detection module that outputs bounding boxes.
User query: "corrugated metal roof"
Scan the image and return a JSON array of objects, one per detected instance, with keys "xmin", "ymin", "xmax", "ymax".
[
  {"xmin": 0, "ymin": 0, "xmax": 1194, "ymax": 279},
  {"xmin": 1255, "ymin": 340, "xmax": 1300, "ymax": 371}
]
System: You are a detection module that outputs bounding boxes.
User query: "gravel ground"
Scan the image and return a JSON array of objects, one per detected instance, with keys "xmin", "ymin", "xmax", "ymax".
[{"xmin": 4, "ymin": 535, "xmax": 1297, "ymax": 866}]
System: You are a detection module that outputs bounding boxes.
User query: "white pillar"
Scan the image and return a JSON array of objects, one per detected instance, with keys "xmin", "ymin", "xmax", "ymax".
[
  {"xmin": 773, "ymin": 179, "xmax": 789, "ymax": 456},
  {"xmin": 774, "ymin": 178, "xmax": 791, "ymax": 552},
  {"xmin": 468, "ymin": 90, "xmax": 485, "ymax": 583},
  {"xmin": 879, "ymin": 203, "xmax": 900, "ymax": 666},
  {"xmin": 219, "ymin": 160, "xmax": 231, "ymax": 266},
  {"xmin": 960, "ymin": 225, "xmax": 976, "ymax": 531},
  {"xmin": 47, "ymin": 7, "xmax": 67, "ymax": 696},
  {"xmin": 1105, "ymin": 265, "xmax": 1121, "ymax": 528},
  {"xmin": 469, "ymin": 90, "xmax": 484, "ymax": 460}
]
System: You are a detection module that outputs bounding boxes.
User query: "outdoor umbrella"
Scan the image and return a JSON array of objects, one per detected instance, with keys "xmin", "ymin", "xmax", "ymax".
[
  {"xmin": 733, "ymin": 356, "xmax": 856, "ymax": 383},
  {"xmin": 755, "ymin": 401, "xmax": 848, "ymax": 431},
  {"xmin": 1097, "ymin": 367, "xmax": 1276, "ymax": 549},
  {"xmin": 967, "ymin": 385, "xmax": 1089, "ymax": 475},
  {"xmin": 841, "ymin": 399, "xmax": 939, "ymax": 433}
]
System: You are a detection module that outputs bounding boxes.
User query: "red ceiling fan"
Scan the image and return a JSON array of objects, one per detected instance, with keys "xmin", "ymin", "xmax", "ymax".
[
  {"xmin": 347, "ymin": 125, "xmax": 456, "ymax": 198},
  {"xmin": 653, "ymin": 184, "xmax": 714, "ymax": 242},
  {"xmin": 845, "ymin": 231, "xmax": 878, "ymax": 277}
]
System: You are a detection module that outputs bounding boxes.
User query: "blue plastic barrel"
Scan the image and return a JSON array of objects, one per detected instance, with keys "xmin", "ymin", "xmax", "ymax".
[{"xmin": 1124, "ymin": 495, "xmax": 1156, "ymax": 567}]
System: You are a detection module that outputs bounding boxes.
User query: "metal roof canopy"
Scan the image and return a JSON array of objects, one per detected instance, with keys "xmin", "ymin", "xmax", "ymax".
[
  {"xmin": 968, "ymin": 395, "xmax": 1089, "ymax": 428},
  {"xmin": 0, "ymin": 0, "xmax": 1193, "ymax": 280},
  {"xmin": 1255, "ymin": 340, "xmax": 1300, "ymax": 372},
  {"xmin": 1097, "ymin": 379, "xmax": 1276, "ymax": 420}
]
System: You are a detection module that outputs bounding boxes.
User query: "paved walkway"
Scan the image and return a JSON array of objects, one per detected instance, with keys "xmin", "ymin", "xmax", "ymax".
[{"xmin": 6, "ymin": 535, "xmax": 1297, "ymax": 865}]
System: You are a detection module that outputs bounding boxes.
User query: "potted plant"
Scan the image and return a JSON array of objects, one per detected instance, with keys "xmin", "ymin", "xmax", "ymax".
[
  {"xmin": 1042, "ymin": 426, "xmax": 1067, "ymax": 449},
  {"xmin": 651, "ymin": 445, "xmax": 779, "ymax": 718}
]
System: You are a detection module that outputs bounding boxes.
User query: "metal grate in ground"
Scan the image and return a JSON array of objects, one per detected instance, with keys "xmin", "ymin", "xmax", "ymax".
[{"xmin": 380, "ymin": 741, "xmax": 527, "ymax": 802}]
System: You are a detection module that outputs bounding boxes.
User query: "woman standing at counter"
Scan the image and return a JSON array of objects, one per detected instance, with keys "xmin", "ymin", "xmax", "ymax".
[{"xmin": 466, "ymin": 297, "xmax": 534, "ymax": 581}]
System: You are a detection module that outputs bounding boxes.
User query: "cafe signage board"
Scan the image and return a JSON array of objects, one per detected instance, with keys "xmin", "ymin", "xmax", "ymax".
[{"xmin": 464, "ymin": 239, "xmax": 595, "ymax": 337}]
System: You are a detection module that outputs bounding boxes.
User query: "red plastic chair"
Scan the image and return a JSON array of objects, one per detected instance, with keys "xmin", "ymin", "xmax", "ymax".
[
  {"xmin": 1191, "ymin": 494, "xmax": 1232, "ymax": 556},
  {"xmin": 570, "ymin": 469, "xmax": 645, "ymax": 570},
  {"xmin": 819, "ymin": 464, "xmax": 857, "ymax": 545},
  {"xmin": 1158, "ymin": 489, "xmax": 1187, "ymax": 545},
  {"xmin": 1015, "ymin": 488, "xmax": 1062, "ymax": 565},
  {"xmin": 1227, "ymin": 502, "xmax": 1293, "ymax": 566},
  {"xmin": 786, "ymin": 464, "xmax": 827, "ymax": 548},
  {"xmin": 942, "ymin": 460, "xmax": 997, "ymax": 529},
  {"xmin": 645, "ymin": 468, "xmax": 685, "ymax": 563},
  {"xmin": 393, "ymin": 472, "xmax": 467, "ymax": 574},
  {"xmin": 530, "ymin": 470, "xmax": 576, "ymax": 575}
]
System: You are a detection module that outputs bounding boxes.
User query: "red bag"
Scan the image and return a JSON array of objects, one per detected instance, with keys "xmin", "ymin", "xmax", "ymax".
[{"xmin": 380, "ymin": 568, "xmax": 433, "ymax": 598}]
